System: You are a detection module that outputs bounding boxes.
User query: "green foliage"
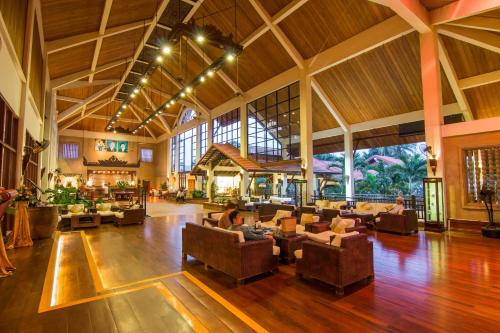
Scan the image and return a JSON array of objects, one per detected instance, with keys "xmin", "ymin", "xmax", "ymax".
[
  {"xmin": 191, "ymin": 190, "xmax": 205, "ymax": 198},
  {"xmin": 44, "ymin": 185, "xmax": 92, "ymax": 207},
  {"xmin": 160, "ymin": 182, "xmax": 168, "ymax": 190},
  {"xmin": 116, "ymin": 180, "xmax": 128, "ymax": 190}
]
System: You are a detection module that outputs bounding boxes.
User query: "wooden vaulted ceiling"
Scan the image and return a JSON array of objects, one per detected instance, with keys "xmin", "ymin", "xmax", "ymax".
[{"xmin": 40, "ymin": 0, "xmax": 500, "ymax": 141}]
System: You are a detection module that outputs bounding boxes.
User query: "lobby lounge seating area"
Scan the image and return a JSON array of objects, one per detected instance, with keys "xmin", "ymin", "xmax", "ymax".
[{"xmin": 2, "ymin": 0, "xmax": 500, "ymax": 331}]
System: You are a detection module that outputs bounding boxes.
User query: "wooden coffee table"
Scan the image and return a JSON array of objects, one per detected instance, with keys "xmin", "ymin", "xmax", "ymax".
[
  {"xmin": 340, "ymin": 211, "xmax": 374, "ymax": 223},
  {"xmin": 71, "ymin": 214, "xmax": 101, "ymax": 230},
  {"xmin": 273, "ymin": 232, "xmax": 307, "ymax": 263}
]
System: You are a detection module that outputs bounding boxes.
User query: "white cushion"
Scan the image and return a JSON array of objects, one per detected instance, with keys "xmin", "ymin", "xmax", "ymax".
[
  {"xmin": 305, "ymin": 231, "xmax": 334, "ymax": 244},
  {"xmin": 60, "ymin": 213, "xmax": 72, "ymax": 219},
  {"xmin": 294, "ymin": 249, "xmax": 303, "ymax": 259},
  {"xmin": 271, "ymin": 209, "xmax": 293, "ymax": 224},
  {"xmin": 312, "ymin": 216, "xmax": 320, "ymax": 223},
  {"xmin": 214, "ymin": 227, "xmax": 245, "ymax": 243},
  {"xmin": 331, "ymin": 231, "xmax": 359, "ymax": 247},
  {"xmin": 296, "ymin": 224, "xmax": 305, "ymax": 234},
  {"xmin": 114, "ymin": 212, "xmax": 124, "ymax": 219},
  {"xmin": 131, "ymin": 204, "xmax": 140, "ymax": 209},
  {"xmin": 315, "ymin": 200, "xmax": 329, "ymax": 209},
  {"xmin": 68, "ymin": 204, "xmax": 84, "ymax": 214},
  {"xmin": 300, "ymin": 213, "xmax": 315, "ymax": 225},
  {"xmin": 210, "ymin": 212, "xmax": 224, "ymax": 220},
  {"xmin": 98, "ymin": 211, "xmax": 115, "ymax": 217},
  {"xmin": 96, "ymin": 203, "xmax": 112, "ymax": 212},
  {"xmin": 331, "ymin": 217, "xmax": 356, "ymax": 234},
  {"xmin": 273, "ymin": 245, "xmax": 280, "ymax": 256}
]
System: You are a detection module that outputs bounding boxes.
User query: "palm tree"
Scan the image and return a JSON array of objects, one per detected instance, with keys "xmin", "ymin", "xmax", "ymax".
[{"xmin": 389, "ymin": 153, "xmax": 427, "ymax": 194}]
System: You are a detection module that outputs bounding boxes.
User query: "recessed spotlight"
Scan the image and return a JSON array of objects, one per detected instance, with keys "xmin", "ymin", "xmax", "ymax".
[
  {"xmin": 207, "ymin": 70, "xmax": 214, "ymax": 77},
  {"xmin": 156, "ymin": 55, "xmax": 163, "ymax": 63},
  {"xmin": 185, "ymin": 86, "xmax": 192, "ymax": 93},
  {"xmin": 161, "ymin": 45, "xmax": 172, "ymax": 55},
  {"xmin": 199, "ymin": 76, "xmax": 205, "ymax": 82},
  {"xmin": 133, "ymin": 88, "xmax": 139, "ymax": 94},
  {"xmin": 196, "ymin": 34, "xmax": 205, "ymax": 44},
  {"xmin": 226, "ymin": 53, "xmax": 235, "ymax": 62}
]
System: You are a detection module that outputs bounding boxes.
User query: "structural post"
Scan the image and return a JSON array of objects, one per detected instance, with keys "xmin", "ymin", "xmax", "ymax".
[
  {"xmin": 207, "ymin": 168, "xmax": 214, "ymax": 203},
  {"xmin": 174, "ymin": 134, "xmax": 180, "ymax": 190},
  {"xmin": 299, "ymin": 69, "xmax": 315, "ymax": 202},
  {"xmin": 195, "ymin": 124, "xmax": 202, "ymax": 191},
  {"xmin": 282, "ymin": 173, "xmax": 288, "ymax": 196},
  {"xmin": 239, "ymin": 98, "xmax": 249, "ymax": 197},
  {"xmin": 420, "ymin": 29, "xmax": 445, "ymax": 178},
  {"xmin": 207, "ymin": 115, "xmax": 213, "ymax": 147},
  {"xmin": 344, "ymin": 129, "xmax": 354, "ymax": 198}
]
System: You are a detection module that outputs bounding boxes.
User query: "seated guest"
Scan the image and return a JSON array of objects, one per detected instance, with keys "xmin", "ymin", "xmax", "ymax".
[
  {"xmin": 176, "ymin": 187, "xmax": 186, "ymax": 203},
  {"xmin": 228, "ymin": 210, "xmax": 274, "ymax": 242},
  {"xmin": 218, "ymin": 201, "xmax": 237, "ymax": 229},
  {"xmin": 387, "ymin": 196, "xmax": 405, "ymax": 215}
]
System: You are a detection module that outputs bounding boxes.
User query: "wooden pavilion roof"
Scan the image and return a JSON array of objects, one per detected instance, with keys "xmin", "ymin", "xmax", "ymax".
[{"xmin": 36, "ymin": 0, "xmax": 500, "ymax": 144}]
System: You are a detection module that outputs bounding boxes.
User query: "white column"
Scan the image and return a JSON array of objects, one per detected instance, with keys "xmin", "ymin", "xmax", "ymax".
[
  {"xmin": 207, "ymin": 168, "xmax": 214, "ymax": 202},
  {"xmin": 344, "ymin": 129, "xmax": 354, "ymax": 198},
  {"xmin": 207, "ymin": 116, "xmax": 213, "ymax": 147},
  {"xmin": 282, "ymin": 173, "xmax": 288, "ymax": 196},
  {"xmin": 195, "ymin": 125, "xmax": 202, "ymax": 190},
  {"xmin": 239, "ymin": 98, "xmax": 249, "ymax": 197},
  {"xmin": 174, "ymin": 134, "xmax": 180, "ymax": 190},
  {"xmin": 299, "ymin": 70, "xmax": 315, "ymax": 202}
]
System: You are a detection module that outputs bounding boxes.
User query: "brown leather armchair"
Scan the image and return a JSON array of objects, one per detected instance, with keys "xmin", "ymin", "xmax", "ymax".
[
  {"xmin": 182, "ymin": 223, "xmax": 278, "ymax": 283},
  {"xmin": 296, "ymin": 234, "xmax": 374, "ymax": 295},
  {"xmin": 376, "ymin": 209, "xmax": 418, "ymax": 234},
  {"xmin": 258, "ymin": 203, "xmax": 295, "ymax": 222},
  {"xmin": 202, "ymin": 211, "xmax": 223, "ymax": 227},
  {"xmin": 115, "ymin": 207, "xmax": 145, "ymax": 226}
]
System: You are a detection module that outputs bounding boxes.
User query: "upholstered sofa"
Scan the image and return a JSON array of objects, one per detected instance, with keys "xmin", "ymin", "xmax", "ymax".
[
  {"xmin": 314, "ymin": 200, "xmax": 347, "ymax": 210},
  {"xmin": 114, "ymin": 207, "xmax": 145, "ymax": 226},
  {"xmin": 95, "ymin": 203, "xmax": 121, "ymax": 223},
  {"xmin": 182, "ymin": 223, "xmax": 279, "ymax": 283},
  {"xmin": 258, "ymin": 203, "xmax": 295, "ymax": 222},
  {"xmin": 354, "ymin": 202, "xmax": 395, "ymax": 217},
  {"xmin": 375, "ymin": 209, "xmax": 418, "ymax": 234},
  {"xmin": 296, "ymin": 233, "xmax": 374, "ymax": 294}
]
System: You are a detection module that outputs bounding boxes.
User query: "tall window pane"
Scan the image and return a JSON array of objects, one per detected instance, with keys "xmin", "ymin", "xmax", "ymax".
[
  {"xmin": 212, "ymin": 108, "xmax": 240, "ymax": 148},
  {"xmin": 178, "ymin": 127, "xmax": 197, "ymax": 172},
  {"xmin": 247, "ymin": 81, "xmax": 300, "ymax": 162},
  {"xmin": 199, "ymin": 122, "xmax": 207, "ymax": 156}
]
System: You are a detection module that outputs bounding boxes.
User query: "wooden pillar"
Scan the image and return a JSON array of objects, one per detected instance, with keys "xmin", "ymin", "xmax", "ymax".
[
  {"xmin": 420, "ymin": 29, "xmax": 444, "ymax": 177},
  {"xmin": 299, "ymin": 70, "xmax": 315, "ymax": 202},
  {"xmin": 344, "ymin": 129, "xmax": 354, "ymax": 198},
  {"xmin": 239, "ymin": 98, "xmax": 249, "ymax": 197}
]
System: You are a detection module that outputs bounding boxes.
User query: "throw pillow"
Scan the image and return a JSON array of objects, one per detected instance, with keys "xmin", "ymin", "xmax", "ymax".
[
  {"xmin": 271, "ymin": 209, "xmax": 292, "ymax": 224},
  {"xmin": 330, "ymin": 231, "xmax": 359, "ymax": 247},
  {"xmin": 333, "ymin": 218, "xmax": 356, "ymax": 234},
  {"xmin": 330, "ymin": 215, "xmax": 342, "ymax": 231},
  {"xmin": 69, "ymin": 204, "xmax": 84, "ymax": 214},
  {"xmin": 300, "ymin": 213, "xmax": 314, "ymax": 225}
]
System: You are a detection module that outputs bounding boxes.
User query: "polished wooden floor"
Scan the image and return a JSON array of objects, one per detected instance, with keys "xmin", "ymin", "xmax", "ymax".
[{"xmin": 1, "ymin": 202, "xmax": 500, "ymax": 332}]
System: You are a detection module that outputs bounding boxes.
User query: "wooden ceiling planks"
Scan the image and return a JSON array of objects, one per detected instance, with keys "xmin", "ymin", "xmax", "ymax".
[
  {"xmin": 41, "ymin": 0, "xmax": 104, "ymax": 41},
  {"xmin": 93, "ymin": 63, "xmax": 128, "ymax": 80},
  {"xmin": 419, "ymin": 0, "xmax": 456, "ymax": 10},
  {"xmin": 106, "ymin": 0, "xmax": 157, "ymax": 28},
  {"xmin": 312, "ymin": 90, "xmax": 339, "ymax": 132},
  {"xmin": 48, "ymin": 42, "xmax": 96, "ymax": 78},
  {"xmin": 464, "ymin": 82, "xmax": 500, "ymax": 119},
  {"xmin": 314, "ymin": 32, "xmax": 456, "ymax": 125},
  {"xmin": 194, "ymin": 0, "xmax": 264, "ymax": 43},
  {"xmin": 277, "ymin": 0, "xmax": 395, "ymax": 59},
  {"xmin": 260, "ymin": 0, "xmax": 293, "ymax": 17},
  {"xmin": 97, "ymin": 27, "xmax": 146, "ymax": 66},
  {"xmin": 440, "ymin": 35, "xmax": 500, "ymax": 79}
]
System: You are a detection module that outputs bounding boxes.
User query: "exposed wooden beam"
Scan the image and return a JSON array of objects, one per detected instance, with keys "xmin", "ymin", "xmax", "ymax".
[
  {"xmin": 185, "ymin": 38, "xmax": 241, "ymax": 94},
  {"xmin": 438, "ymin": 24, "xmax": 500, "ymax": 53},
  {"xmin": 307, "ymin": 15, "xmax": 413, "ymax": 76},
  {"xmin": 369, "ymin": 0, "xmax": 430, "ymax": 33},
  {"xmin": 311, "ymin": 78, "xmax": 349, "ymax": 132},
  {"xmin": 459, "ymin": 69, "xmax": 500, "ymax": 89},
  {"xmin": 158, "ymin": 67, "xmax": 210, "ymax": 116},
  {"xmin": 51, "ymin": 59, "xmax": 129, "ymax": 89},
  {"xmin": 60, "ymin": 128, "xmax": 156, "ymax": 143},
  {"xmin": 272, "ymin": 0, "xmax": 309, "ymax": 24},
  {"xmin": 56, "ymin": 95, "xmax": 84, "ymax": 103},
  {"xmin": 59, "ymin": 79, "xmax": 119, "ymax": 90},
  {"xmin": 59, "ymin": 100, "xmax": 112, "ymax": 130},
  {"xmin": 313, "ymin": 103, "xmax": 461, "ymax": 140},
  {"xmin": 431, "ymin": 0, "xmax": 500, "ymax": 25},
  {"xmin": 146, "ymin": 87, "xmax": 197, "ymax": 109},
  {"xmin": 129, "ymin": 103, "xmax": 157, "ymax": 139},
  {"xmin": 89, "ymin": 0, "xmax": 113, "ymax": 83},
  {"xmin": 248, "ymin": 0, "xmax": 305, "ymax": 68},
  {"xmin": 447, "ymin": 16, "xmax": 500, "ymax": 33},
  {"xmin": 46, "ymin": 19, "xmax": 152, "ymax": 54},
  {"xmin": 437, "ymin": 36, "xmax": 474, "ymax": 120},
  {"xmin": 140, "ymin": 89, "xmax": 171, "ymax": 134},
  {"xmin": 57, "ymin": 83, "xmax": 118, "ymax": 122},
  {"xmin": 87, "ymin": 114, "xmax": 141, "ymax": 123},
  {"xmin": 241, "ymin": 25, "xmax": 268, "ymax": 48}
]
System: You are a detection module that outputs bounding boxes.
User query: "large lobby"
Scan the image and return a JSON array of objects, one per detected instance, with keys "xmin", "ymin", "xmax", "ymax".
[{"xmin": 1, "ymin": 0, "xmax": 500, "ymax": 332}]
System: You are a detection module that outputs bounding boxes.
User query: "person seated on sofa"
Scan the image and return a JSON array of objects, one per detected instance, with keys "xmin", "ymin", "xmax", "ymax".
[
  {"xmin": 218, "ymin": 201, "xmax": 237, "ymax": 229},
  {"xmin": 176, "ymin": 187, "xmax": 186, "ymax": 203},
  {"xmin": 227, "ymin": 210, "xmax": 275, "ymax": 243},
  {"xmin": 387, "ymin": 196, "xmax": 405, "ymax": 215}
]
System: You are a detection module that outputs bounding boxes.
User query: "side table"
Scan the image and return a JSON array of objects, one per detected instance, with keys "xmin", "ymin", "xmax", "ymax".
[
  {"xmin": 273, "ymin": 233, "xmax": 308, "ymax": 263},
  {"xmin": 71, "ymin": 214, "xmax": 101, "ymax": 230}
]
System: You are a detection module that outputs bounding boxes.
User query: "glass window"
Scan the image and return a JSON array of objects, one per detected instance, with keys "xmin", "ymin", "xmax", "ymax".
[
  {"xmin": 212, "ymin": 108, "xmax": 240, "ymax": 148},
  {"xmin": 199, "ymin": 122, "xmax": 207, "ymax": 156},
  {"xmin": 62, "ymin": 143, "xmax": 79, "ymax": 160},
  {"xmin": 140, "ymin": 148, "xmax": 153, "ymax": 163},
  {"xmin": 170, "ymin": 136, "xmax": 176, "ymax": 172},
  {"xmin": 178, "ymin": 127, "xmax": 197, "ymax": 172},
  {"xmin": 179, "ymin": 108, "xmax": 196, "ymax": 124},
  {"xmin": 247, "ymin": 82, "xmax": 300, "ymax": 162}
]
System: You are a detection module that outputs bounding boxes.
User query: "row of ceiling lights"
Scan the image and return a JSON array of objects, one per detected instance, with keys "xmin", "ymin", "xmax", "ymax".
[{"xmin": 106, "ymin": 29, "xmax": 238, "ymax": 134}]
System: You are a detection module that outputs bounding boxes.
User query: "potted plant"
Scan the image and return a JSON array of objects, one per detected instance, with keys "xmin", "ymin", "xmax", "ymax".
[{"xmin": 116, "ymin": 180, "xmax": 128, "ymax": 191}]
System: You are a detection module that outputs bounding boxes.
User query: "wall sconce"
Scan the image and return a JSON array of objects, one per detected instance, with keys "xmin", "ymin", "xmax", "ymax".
[{"xmin": 422, "ymin": 145, "xmax": 437, "ymax": 176}]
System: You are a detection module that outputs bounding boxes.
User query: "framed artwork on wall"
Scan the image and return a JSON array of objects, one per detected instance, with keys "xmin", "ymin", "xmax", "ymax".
[
  {"xmin": 95, "ymin": 139, "xmax": 106, "ymax": 152},
  {"xmin": 106, "ymin": 140, "xmax": 117, "ymax": 152},
  {"xmin": 118, "ymin": 141, "xmax": 128, "ymax": 153}
]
